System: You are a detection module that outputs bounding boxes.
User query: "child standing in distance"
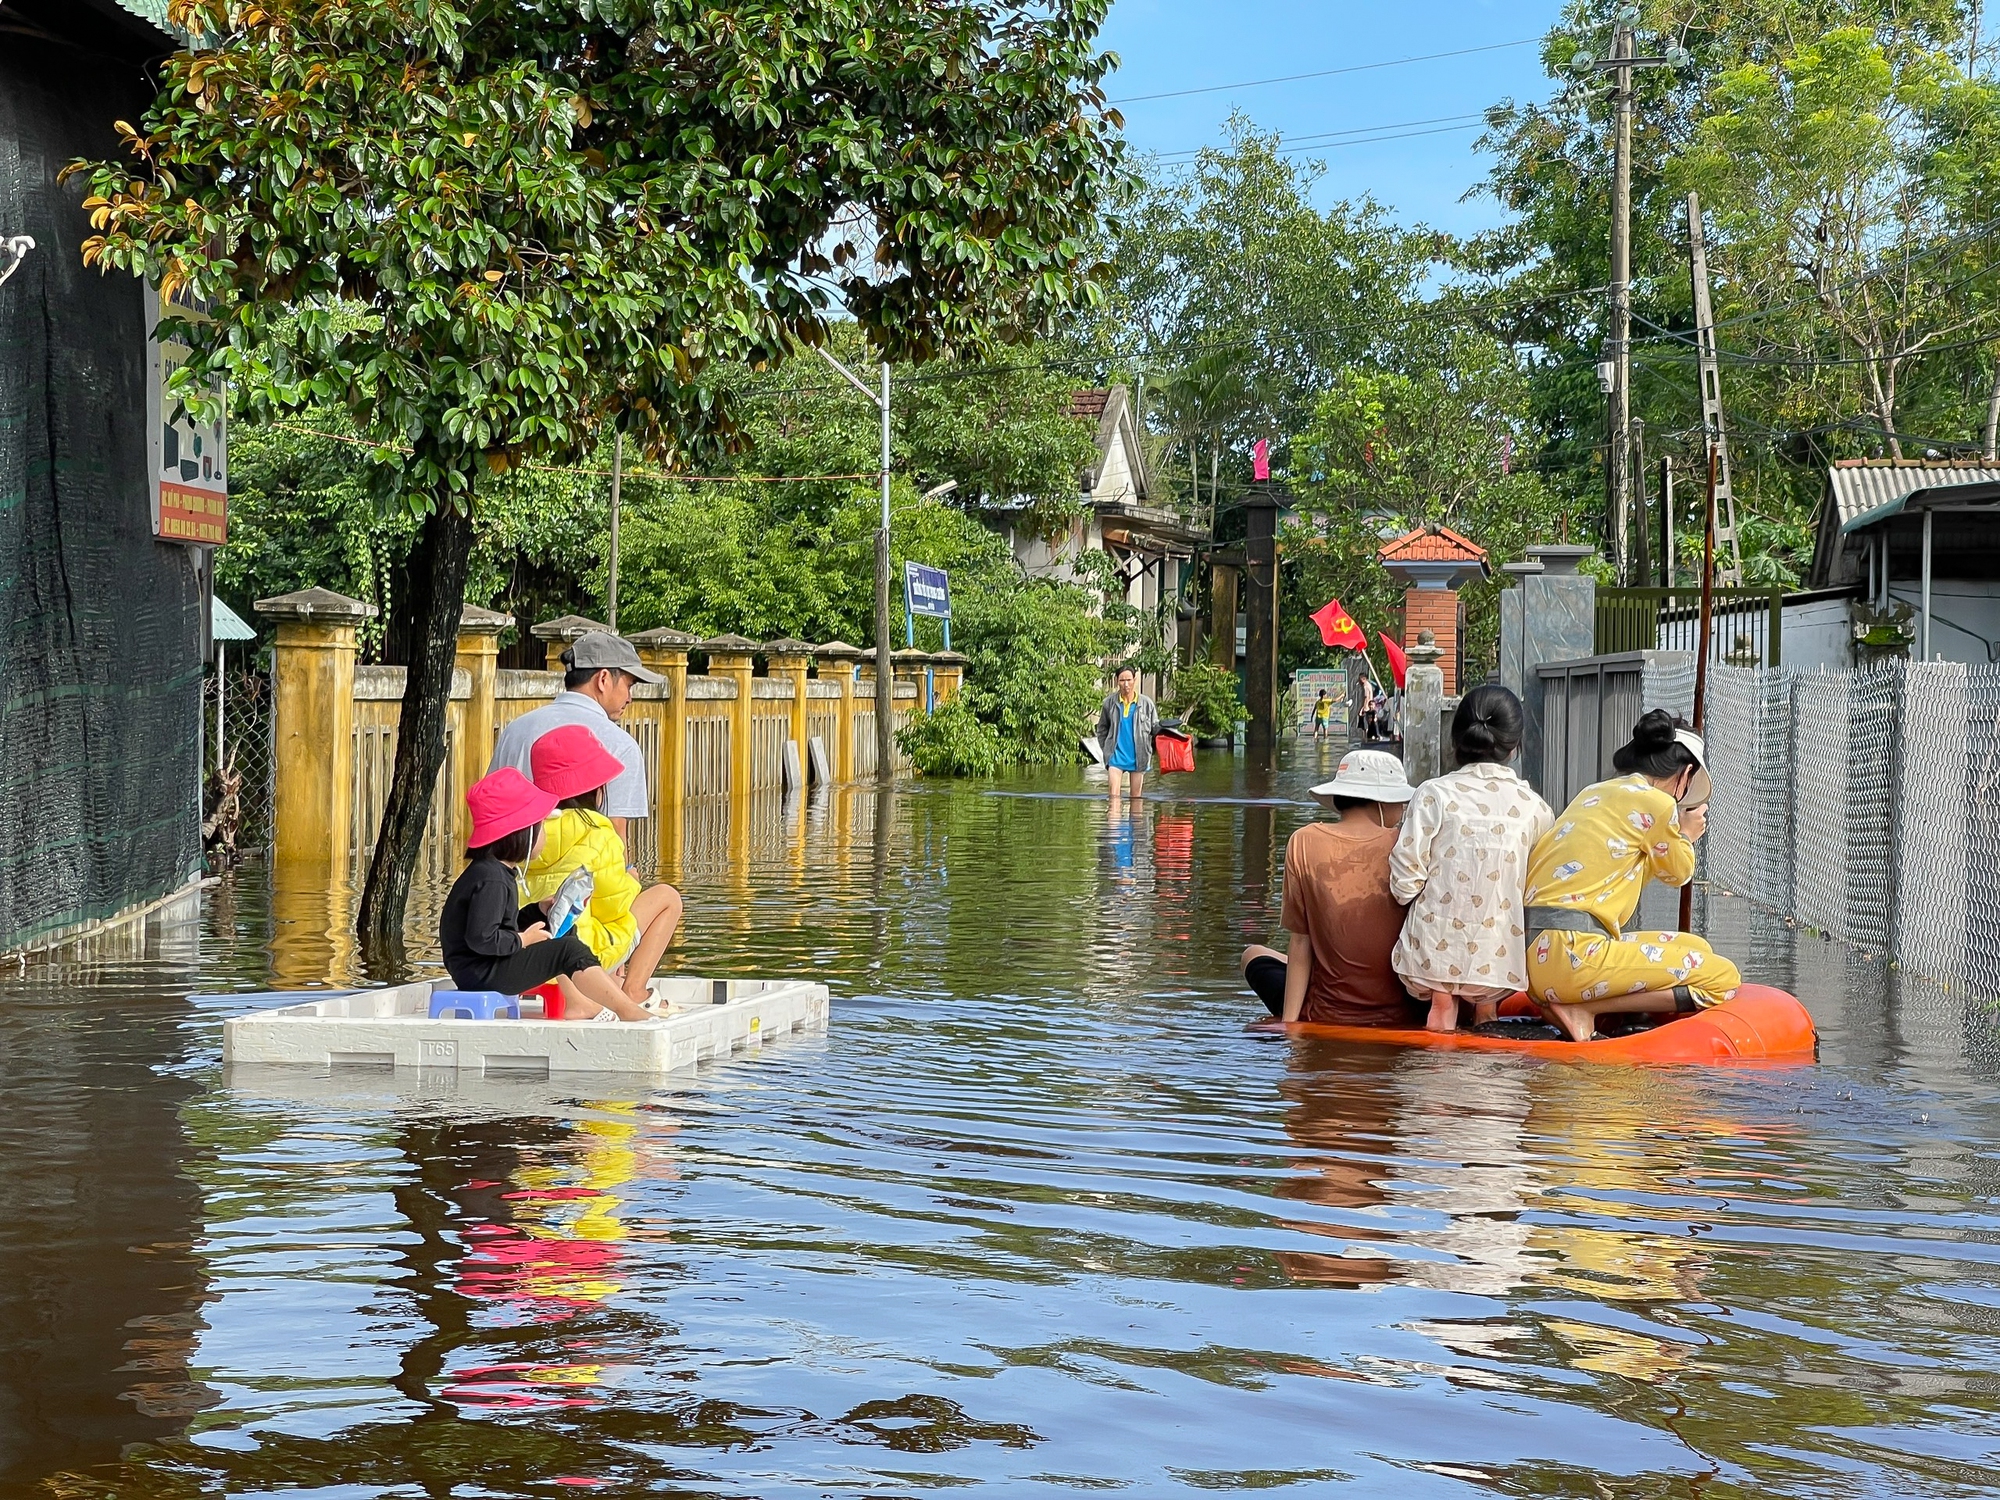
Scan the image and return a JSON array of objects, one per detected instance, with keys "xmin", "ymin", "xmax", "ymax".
[
  {"xmin": 522, "ymin": 724, "xmax": 683, "ymax": 1006},
  {"xmin": 438, "ymin": 769, "xmax": 650, "ymax": 1022},
  {"xmin": 1389, "ymin": 685, "xmax": 1555, "ymax": 1032}
]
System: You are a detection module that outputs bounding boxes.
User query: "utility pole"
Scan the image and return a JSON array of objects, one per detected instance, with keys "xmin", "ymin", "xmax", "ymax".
[
  {"xmin": 1578, "ymin": 20, "xmax": 1687, "ymax": 584},
  {"xmin": 1631, "ymin": 415, "xmax": 1651, "ymax": 587},
  {"xmin": 1686, "ymin": 191, "xmax": 1747, "ymax": 585},
  {"xmin": 606, "ymin": 429, "xmax": 623, "ymax": 632},
  {"xmin": 1609, "ymin": 21, "xmax": 1634, "ymax": 584},
  {"xmin": 818, "ymin": 346, "xmax": 897, "ymax": 780},
  {"xmin": 1661, "ymin": 455, "xmax": 1675, "ymax": 587}
]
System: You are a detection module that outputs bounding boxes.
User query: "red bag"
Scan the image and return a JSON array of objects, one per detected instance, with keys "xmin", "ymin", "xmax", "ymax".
[{"xmin": 1154, "ymin": 728, "xmax": 1194, "ymax": 774}]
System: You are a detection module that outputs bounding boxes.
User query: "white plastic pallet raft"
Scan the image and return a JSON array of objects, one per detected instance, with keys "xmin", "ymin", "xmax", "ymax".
[{"xmin": 222, "ymin": 976, "xmax": 829, "ymax": 1076}]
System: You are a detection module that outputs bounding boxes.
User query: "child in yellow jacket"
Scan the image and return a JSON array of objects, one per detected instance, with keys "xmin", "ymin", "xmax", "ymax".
[{"xmin": 521, "ymin": 725, "xmax": 682, "ymax": 1002}]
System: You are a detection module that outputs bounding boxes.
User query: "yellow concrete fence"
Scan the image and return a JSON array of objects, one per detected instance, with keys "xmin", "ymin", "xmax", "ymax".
[{"xmin": 254, "ymin": 588, "xmax": 962, "ymax": 879}]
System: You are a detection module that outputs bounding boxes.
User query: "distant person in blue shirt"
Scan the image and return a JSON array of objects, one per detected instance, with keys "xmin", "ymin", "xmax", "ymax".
[{"xmin": 1094, "ymin": 666, "xmax": 1158, "ymax": 803}]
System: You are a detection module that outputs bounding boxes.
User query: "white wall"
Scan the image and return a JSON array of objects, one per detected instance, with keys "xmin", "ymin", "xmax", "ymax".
[
  {"xmin": 1780, "ymin": 597, "xmax": 1854, "ymax": 673},
  {"xmin": 1094, "ymin": 419, "xmax": 1138, "ymax": 506},
  {"xmin": 1889, "ymin": 582, "xmax": 2000, "ymax": 665}
]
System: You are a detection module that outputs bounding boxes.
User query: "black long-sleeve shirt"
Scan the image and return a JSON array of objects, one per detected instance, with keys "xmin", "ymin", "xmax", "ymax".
[{"xmin": 440, "ymin": 855, "xmax": 522, "ymax": 990}]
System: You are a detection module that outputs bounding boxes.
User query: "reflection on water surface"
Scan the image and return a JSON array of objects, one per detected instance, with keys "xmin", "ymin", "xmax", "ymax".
[{"xmin": 6, "ymin": 747, "xmax": 2000, "ymax": 1496}]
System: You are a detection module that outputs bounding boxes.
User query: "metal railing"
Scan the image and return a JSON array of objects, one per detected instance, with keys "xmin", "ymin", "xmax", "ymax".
[{"xmin": 1596, "ymin": 587, "xmax": 1786, "ymax": 666}]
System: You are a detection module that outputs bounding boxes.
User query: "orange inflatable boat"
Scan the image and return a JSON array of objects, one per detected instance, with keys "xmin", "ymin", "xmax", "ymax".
[{"xmin": 1262, "ymin": 983, "xmax": 1816, "ymax": 1065}]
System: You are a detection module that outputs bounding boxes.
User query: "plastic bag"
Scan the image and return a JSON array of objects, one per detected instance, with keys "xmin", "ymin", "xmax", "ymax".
[
  {"xmin": 1155, "ymin": 728, "xmax": 1195, "ymax": 774},
  {"xmin": 546, "ymin": 866, "xmax": 595, "ymax": 937}
]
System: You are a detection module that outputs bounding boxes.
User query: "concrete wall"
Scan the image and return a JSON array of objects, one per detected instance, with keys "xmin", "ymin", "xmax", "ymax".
[
  {"xmin": 1889, "ymin": 581, "xmax": 2000, "ymax": 666},
  {"xmin": 0, "ymin": 20, "xmax": 203, "ymax": 954}
]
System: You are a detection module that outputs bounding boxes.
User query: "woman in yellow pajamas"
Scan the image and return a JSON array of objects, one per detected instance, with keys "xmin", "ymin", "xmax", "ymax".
[{"xmin": 1522, "ymin": 710, "xmax": 1741, "ymax": 1042}]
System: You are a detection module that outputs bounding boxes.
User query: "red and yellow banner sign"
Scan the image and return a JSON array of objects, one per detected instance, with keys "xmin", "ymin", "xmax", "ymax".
[{"xmin": 159, "ymin": 482, "xmax": 227, "ymax": 545}]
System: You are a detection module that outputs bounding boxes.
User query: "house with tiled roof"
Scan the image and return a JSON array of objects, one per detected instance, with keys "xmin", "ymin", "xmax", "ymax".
[
  {"xmin": 1, "ymin": 0, "xmax": 212, "ymax": 956},
  {"xmin": 1809, "ymin": 458, "xmax": 2000, "ymax": 665},
  {"xmin": 983, "ymin": 385, "xmax": 1208, "ymax": 690}
]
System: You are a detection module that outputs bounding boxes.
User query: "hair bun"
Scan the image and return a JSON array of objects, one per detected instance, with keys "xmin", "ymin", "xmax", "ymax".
[{"xmin": 1631, "ymin": 709, "xmax": 1678, "ymax": 750}]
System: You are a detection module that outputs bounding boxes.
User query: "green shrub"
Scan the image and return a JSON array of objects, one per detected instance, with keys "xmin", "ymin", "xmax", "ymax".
[
  {"xmin": 1165, "ymin": 659, "xmax": 1249, "ymax": 740},
  {"xmin": 952, "ymin": 575, "xmax": 1127, "ymax": 765},
  {"xmin": 897, "ymin": 692, "xmax": 1005, "ymax": 777}
]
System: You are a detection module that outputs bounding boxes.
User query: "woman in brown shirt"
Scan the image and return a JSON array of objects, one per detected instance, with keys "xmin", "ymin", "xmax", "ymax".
[{"xmin": 1243, "ymin": 749, "xmax": 1422, "ymax": 1026}]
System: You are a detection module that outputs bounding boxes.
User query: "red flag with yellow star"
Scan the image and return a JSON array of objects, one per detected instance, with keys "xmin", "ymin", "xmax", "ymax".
[{"xmin": 1310, "ymin": 598, "xmax": 1366, "ymax": 651}]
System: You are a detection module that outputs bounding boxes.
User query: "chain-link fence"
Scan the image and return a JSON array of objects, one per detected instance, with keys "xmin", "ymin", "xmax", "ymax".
[
  {"xmin": 1705, "ymin": 667, "xmax": 1795, "ymax": 914},
  {"xmin": 203, "ymin": 666, "xmax": 273, "ymax": 858},
  {"xmin": 1702, "ymin": 660, "xmax": 2000, "ymax": 1001}
]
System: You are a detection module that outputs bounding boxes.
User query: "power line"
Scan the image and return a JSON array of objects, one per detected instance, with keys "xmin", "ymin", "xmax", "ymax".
[
  {"xmin": 730, "ymin": 282, "xmax": 1614, "ymax": 404},
  {"xmin": 1108, "ymin": 38, "xmax": 1539, "ymax": 105},
  {"xmin": 1150, "ymin": 116, "xmax": 1488, "ymax": 163},
  {"xmin": 265, "ymin": 420, "xmax": 872, "ymax": 482}
]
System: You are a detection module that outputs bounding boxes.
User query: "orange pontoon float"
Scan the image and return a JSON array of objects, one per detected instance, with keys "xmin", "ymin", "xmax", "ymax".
[{"xmin": 1261, "ymin": 983, "xmax": 1815, "ymax": 1065}]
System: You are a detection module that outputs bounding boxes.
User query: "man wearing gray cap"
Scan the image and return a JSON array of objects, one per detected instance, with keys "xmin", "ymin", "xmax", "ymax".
[{"xmin": 489, "ymin": 632, "xmax": 661, "ymax": 839}]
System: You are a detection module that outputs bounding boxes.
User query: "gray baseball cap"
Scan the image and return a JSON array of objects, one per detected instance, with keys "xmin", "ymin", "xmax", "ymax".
[{"xmin": 562, "ymin": 631, "xmax": 663, "ymax": 684}]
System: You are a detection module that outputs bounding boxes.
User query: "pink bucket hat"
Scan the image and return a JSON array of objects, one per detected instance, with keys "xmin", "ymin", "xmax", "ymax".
[
  {"xmin": 466, "ymin": 767, "xmax": 557, "ymax": 849},
  {"xmin": 529, "ymin": 724, "xmax": 626, "ymax": 801}
]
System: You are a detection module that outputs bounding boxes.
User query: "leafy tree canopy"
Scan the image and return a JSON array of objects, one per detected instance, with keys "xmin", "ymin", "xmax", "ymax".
[{"xmin": 75, "ymin": 0, "xmax": 1126, "ymax": 945}]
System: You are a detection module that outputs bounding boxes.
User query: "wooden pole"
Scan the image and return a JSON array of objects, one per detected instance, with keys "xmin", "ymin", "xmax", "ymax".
[
  {"xmin": 607, "ymin": 430, "xmax": 623, "ymax": 631},
  {"xmin": 1680, "ymin": 444, "xmax": 1719, "ymax": 932}
]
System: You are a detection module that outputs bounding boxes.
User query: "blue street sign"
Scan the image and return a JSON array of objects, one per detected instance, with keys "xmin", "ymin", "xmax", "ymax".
[{"xmin": 904, "ymin": 562, "xmax": 951, "ymax": 620}]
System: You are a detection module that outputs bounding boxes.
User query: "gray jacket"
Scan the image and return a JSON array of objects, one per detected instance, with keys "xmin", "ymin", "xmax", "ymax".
[{"xmin": 1095, "ymin": 691, "xmax": 1159, "ymax": 771}]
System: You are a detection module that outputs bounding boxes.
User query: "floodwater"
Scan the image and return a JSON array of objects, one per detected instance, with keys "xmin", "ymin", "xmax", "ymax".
[{"xmin": 7, "ymin": 746, "xmax": 2000, "ymax": 1498}]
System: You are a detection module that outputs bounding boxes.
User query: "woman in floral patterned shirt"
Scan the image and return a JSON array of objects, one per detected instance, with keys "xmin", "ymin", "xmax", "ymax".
[
  {"xmin": 1521, "ymin": 710, "xmax": 1741, "ymax": 1042},
  {"xmin": 1390, "ymin": 686, "xmax": 1554, "ymax": 1032}
]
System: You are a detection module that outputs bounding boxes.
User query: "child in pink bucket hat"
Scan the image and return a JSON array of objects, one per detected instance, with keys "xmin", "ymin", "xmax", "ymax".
[{"xmin": 437, "ymin": 768, "xmax": 649, "ymax": 1021}]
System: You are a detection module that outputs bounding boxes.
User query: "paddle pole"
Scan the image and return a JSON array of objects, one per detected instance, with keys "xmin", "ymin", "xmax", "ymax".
[{"xmin": 1680, "ymin": 444, "xmax": 1718, "ymax": 932}]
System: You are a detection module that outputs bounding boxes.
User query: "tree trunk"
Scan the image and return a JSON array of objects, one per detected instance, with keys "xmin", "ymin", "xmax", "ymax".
[
  {"xmin": 357, "ymin": 498, "xmax": 474, "ymax": 974},
  {"xmin": 1985, "ymin": 361, "xmax": 2000, "ymax": 462}
]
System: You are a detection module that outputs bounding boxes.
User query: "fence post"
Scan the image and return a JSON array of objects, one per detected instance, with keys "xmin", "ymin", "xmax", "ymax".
[
  {"xmin": 454, "ymin": 604, "xmax": 511, "ymax": 847},
  {"xmin": 1403, "ymin": 632, "xmax": 1446, "ymax": 787},
  {"xmin": 532, "ymin": 613, "xmax": 610, "ymax": 672},
  {"xmin": 817, "ymin": 641, "xmax": 861, "ymax": 782},
  {"xmin": 932, "ymin": 649, "xmax": 968, "ymax": 704},
  {"xmin": 629, "ymin": 628, "xmax": 693, "ymax": 807},
  {"xmin": 893, "ymin": 649, "xmax": 931, "ymax": 720},
  {"xmin": 703, "ymin": 634, "xmax": 758, "ymax": 798},
  {"xmin": 763, "ymin": 638, "xmax": 815, "ymax": 765},
  {"xmin": 856, "ymin": 648, "xmax": 881, "ymax": 777},
  {"xmin": 255, "ymin": 587, "xmax": 376, "ymax": 871}
]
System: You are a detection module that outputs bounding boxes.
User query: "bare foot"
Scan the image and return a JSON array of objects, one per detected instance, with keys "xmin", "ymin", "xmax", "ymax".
[
  {"xmin": 1425, "ymin": 991, "xmax": 1458, "ymax": 1033},
  {"xmin": 1542, "ymin": 1001, "xmax": 1596, "ymax": 1043},
  {"xmin": 1470, "ymin": 999, "xmax": 1499, "ymax": 1028}
]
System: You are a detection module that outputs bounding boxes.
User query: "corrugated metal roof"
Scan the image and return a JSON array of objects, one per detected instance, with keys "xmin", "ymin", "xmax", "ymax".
[
  {"xmin": 112, "ymin": 0, "xmax": 172, "ymax": 24},
  {"xmin": 211, "ymin": 597, "xmax": 256, "ymax": 642},
  {"xmin": 1829, "ymin": 458, "xmax": 2000, "ymax": 530}
]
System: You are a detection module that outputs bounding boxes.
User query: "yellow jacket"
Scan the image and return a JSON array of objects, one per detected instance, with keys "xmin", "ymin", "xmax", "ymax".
[
  {"xmin": 523, "ymin": 808, "xmax": 639, "ymax": 968},
  {"xmin": 1523, "ymin": 774, "xmax": 1696, "ymax": 938}
]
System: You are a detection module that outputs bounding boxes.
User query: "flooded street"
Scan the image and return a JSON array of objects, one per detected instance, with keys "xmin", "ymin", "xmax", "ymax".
[{"xmin": 9, "ymin": 745, "xmax": 2000, "ymax": 1497}]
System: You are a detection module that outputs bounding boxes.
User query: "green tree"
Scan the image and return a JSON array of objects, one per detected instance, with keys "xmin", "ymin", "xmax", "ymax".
[
  {"xmin": 1094, "ymin": 120, "xmax": 1438, "ymax": 494},
  {"xmin": 1287, "ymin": 331, "xmax": 1565, "ymax": 675},
  {"xmin": 218, "ymin": 418, "xmax": 608, "ymax": 658},
  {"xmin": 1470, "ymin": 0, "xmax": 1987, "ymax": 575},
  {"xmin": 1678, "ymin": 25, "xmax": 1999, "ymax": 456},
  {"xmin": 78, "ymin": 0, "xmax": 1121, "ymax": 956}
]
